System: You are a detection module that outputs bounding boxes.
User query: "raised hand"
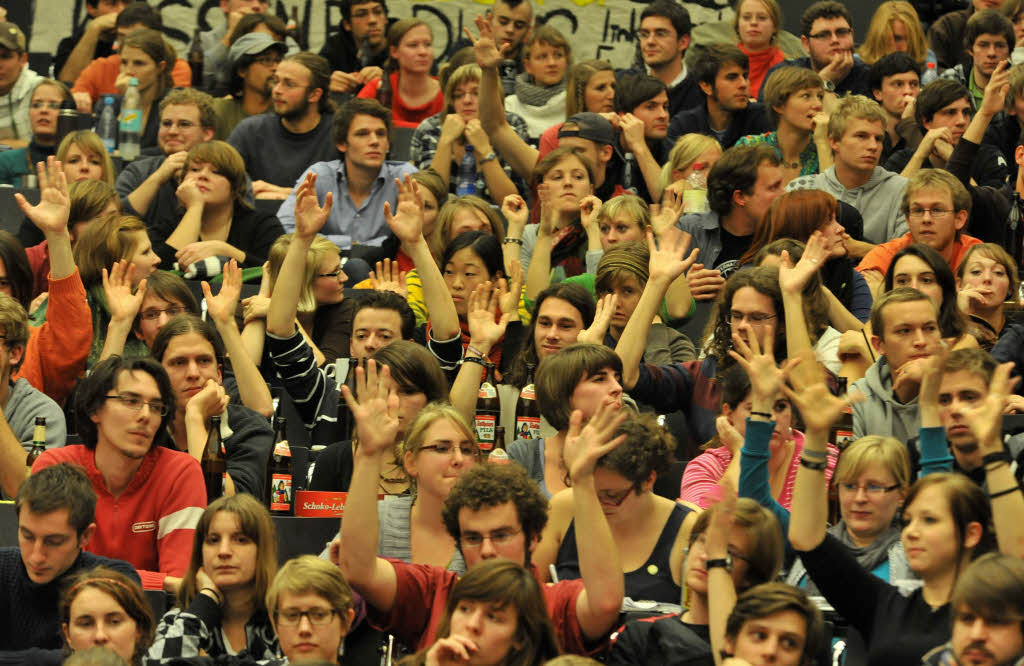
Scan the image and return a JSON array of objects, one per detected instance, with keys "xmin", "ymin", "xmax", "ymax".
[
  {"xmin": 242, "ymin": 261, "xmax": 272, "ymax": 324},
  {"xmin": 980, "ymin": 59, "xmax": 1011, "ymax": 116},
  {"xmin": 341, "ymin": 359, "xmax": 401, "ymax": 457},
  {"xmin": 646, "ymin": 229, "xmax": 698, "ymax": 285},
  {"xmin": 536, "ymin": 182, "xmax": 556, "ymax": 236},
  {"xmin": 383, "ymin": 175, "xmax": 425, "ymax": 245},
  {"xmin": 687, "ymin": 263, "xmax": 725, "ymax": 301},
  {"xmin": 102, "ymin": 260, "xmax": 146, "ymax": 323},
  {"xmin": 202, "ymin": 259, "xmax": 241, "ymax": 325},
  {"xmin": 293, "ymin": 172, "xmax": 332, "ymax": 239},
  {"xmin": 500, "ymin": 194, "xmax": 529, "ymax": 236},
  {"xmin": 650, "ymin": 188, "xmax": 684, "ymax": 239},
  {"xmin": 579, "ymin": 195, "xmax": 603, "ymax": 236},
  {"xmin": 782, "ymin": 375, "xmax": 861, "ymax": 436},
  {"xmin": 464, "ymin": 15, "xmax": 508, "ymax": 69},
  {"xmin": 728, "ymin": 323, "xmax": 799, "ymax": 403},
  {"xmin": 777, "ymin": 239, "xmax": 825, "ymax": 295},
  {"xmin": 962, "ymin": 361, "xmax": 1017, "ymax": 452},
  {"xmin": 499, "ymin": 259, "xmax": 522, "ymax": 316},
  {"xmin": 563, "ymin": 399, "xmax": 628, "ymax": 483},
  {"xmin": 368, "ymin": 258, "xmax": 408, "ymax": 297},
  {"xmin": 918, "ymin": 341, "xmax": 949, "ymax": 425},
  {"xmin": 706, "ymin": 477, "xmax": 738, "ymax": 556},
  {"xmin": 16, "ymin": 158, "xmax": 70, "ymax": 235},
  {"xmin": 577, "ymin": 293, "xmax": 617, "ymax": 344},
  {"xmin": 467, "ymin": 281, "xmax": 511, "ymax": 350},
  {"xmin": 716, "ymin": 415, "xmax": 743, "ymax": 456},
  {"xmin": 464, "ymin": 119, "xmax": 492, "ymax": 153}
]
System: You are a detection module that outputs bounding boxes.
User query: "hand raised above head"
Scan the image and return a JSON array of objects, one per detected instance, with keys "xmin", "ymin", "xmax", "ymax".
[
  {"xmin": 341, "ymin": 360, "xmax": 401, "ymax": 458},
  {"xmin": 16, "ymin": 157, "xmax": 70, "ymax": 235},
  {"xmin": 293, "ymin": 172, "xmax": 332, "ymax": 239}
]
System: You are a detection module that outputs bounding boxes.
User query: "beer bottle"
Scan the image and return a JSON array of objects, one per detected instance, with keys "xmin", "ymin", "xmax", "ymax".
[
  {"xmin": 266, "ymin": 417, "xmax": 293, "ymax": 515},
  {"xmin": 514, "ymin": 364, "xmax": 541, "ymax": 440},
  {"xmin": 202, "ymin": 416, "xmax": 227, "ymax": 504},
  {"xmin": 25, "ymin": 417, "xmax": 45, "ymax": 473},
  {"xmin": 489, "ymin": 426, "xmax": 509, "ymax": 464},
  {"xmin": 475, "ymin": 362, "xmax": 500, "ymax": 458},
  {"xmin": 188, "ymin": 28, "xmax": 204, "ymax": 90}
]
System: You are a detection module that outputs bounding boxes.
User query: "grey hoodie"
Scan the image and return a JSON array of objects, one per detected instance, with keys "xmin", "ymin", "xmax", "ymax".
[
  {"xmin": 4, "ymin": 378, "xmax": 65, "ymax": 452},
  {"xmin": 788, "ymin": 166, "xmax": 909, "ymax": 245},
  {"xmin": 852, "ymin": 356, "xmax": 921, "ymax": 448}
]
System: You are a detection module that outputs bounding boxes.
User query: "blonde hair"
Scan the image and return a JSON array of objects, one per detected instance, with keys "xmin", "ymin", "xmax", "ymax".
[
  {"xmin": 660, "ymin": 134, "xmax": 722, "ymax": 192},
  {"xmin": 857, "ymin": 1, "xmax": 929, "ymax": 65},
  {"xmin": 565, "ymin": 60, "xmax": 614, "ymax": 118},
  {"xmin": 57, "ymin": 130, "xmax": 115, "ymax": 186},
  {"xmin": 834, "ymin": 435, "xmax": 912, "ymax": 489},
  {"xmin": 401, "ymin": 403, "xmax": 478, "ymax": 490},
  {"xmin": 267, "ymin": 234, "xmax": 340, "ymax": 314},
  {"xmin": 266, "ymin": 555, "xmax": 354, "ymax": 626},
  {"xmin": 0, "ymin": 294, "xmax": 29, "ymax": 353},
  {"xmin": 73, "ymin": 214, "xmax": 148, "ymax": 287},
  {"xmin": 732, "ymin": 0, "xmax": 782, "ymax": 44},
  {"xmin": 442, "ymin": 63, "xmax": 481, "ymax": 118},
  {"xmin": 827, "ymin": 94, "xmax": 888, "ymax": 142},
  {"xmin": 428, "ymin": 196, "xmax": 505, "ymax": 261},
  {"xmin": 956, "ymin": 242, "xmax": 1020, "ymax": 300},
  {"xmin": 596, "ymin": 194, "xmax": 651, "ymax": 232},
  {"xmin": 763, "ymin": 67, "xmax": 824, "ymax": 126}
]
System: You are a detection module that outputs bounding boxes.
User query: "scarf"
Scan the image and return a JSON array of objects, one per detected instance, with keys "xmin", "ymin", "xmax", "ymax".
[
  {"xmin": 829, "ymin": 520, "xmax": 902, "ymax": 573},
  {"xmin": 740, "ymin": 44, "xmax": 785, "ymax": 98},
  {"xmin": 513, "ymin": 72, "xmax": 566, "ymax": 107},
  {"xmin": 549, "ymin": 222, "xmax": 586, "ymax": 279}
]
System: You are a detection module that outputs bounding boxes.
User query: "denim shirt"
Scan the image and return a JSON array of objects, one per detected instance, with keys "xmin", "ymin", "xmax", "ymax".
[{"xmin": 676, "ymin": 210, "xmax": 723, "ymax": 269}]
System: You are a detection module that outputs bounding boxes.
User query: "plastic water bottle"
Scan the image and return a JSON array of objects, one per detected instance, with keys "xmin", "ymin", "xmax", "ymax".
[
  {"xmin": 119, "ymin": 78, "xmax": 142, "ymax": 161},
  {"xmin": 97, "ymin": 96, "xmax": 118, "ymax": 154},
  {"xmin": 456, "ymin": 144, "xmax": 477, "ymax": 197},
  {"xmin": 682, "ymin": 163, "xmax": 709, "ymax": 213}
]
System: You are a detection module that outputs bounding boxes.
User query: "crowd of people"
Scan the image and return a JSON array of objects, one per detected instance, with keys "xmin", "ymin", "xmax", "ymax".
[{"xmin": 0, "ymin": 0, "xmax": 1023, "ymax": 663}]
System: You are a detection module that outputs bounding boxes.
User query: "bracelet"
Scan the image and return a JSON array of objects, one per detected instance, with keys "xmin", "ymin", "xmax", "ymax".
[
  {"xmin": 200, "ymin": 587, "xmax": 223, "ymax": 604},
  {"xmin": 749, "ymin": 411, "xmax": 772, "ymax": 419},
  {"xmin": 800, "ymin": 457, "xmax": 828, "ymax": 471},
  {"xmin": 462, "ymin": 356, "xmax": 487, "ymax": 368},
  {"xmin": 982, "ymin": 451, "xmax": 1012, "ymax": 467},
  {"xmin": 503, "ymin": 238, "xmax": 524, "ymax": 245},
  {"xmin": 467, "ymin": 344, "xmax": 487, "ymax": 358},
  {"xmin": 801, "ymin": 448, "xmax": 828, "ymax": 461},
  {"xmin": 988, "ymin": 485, "xmax": 1021, "ymax": 499},
  {"xmin": 479, "ymin": 151, "xmax": 498, "ymax": 164}
]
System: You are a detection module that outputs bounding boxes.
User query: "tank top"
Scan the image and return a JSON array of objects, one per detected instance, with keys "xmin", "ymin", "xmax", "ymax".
[{"xmin": 555, "ymin": 502, "xmax": 690, "ymax": 603}]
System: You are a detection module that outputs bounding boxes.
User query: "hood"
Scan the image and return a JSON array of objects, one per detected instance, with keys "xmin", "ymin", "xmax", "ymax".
[
  {"xmin": 823, "ymin": 166, "xmax": 902, "ymax": 194},
  {"xmin": 853, "ymin": 357, "xmax": 923, "ymax": 444}
]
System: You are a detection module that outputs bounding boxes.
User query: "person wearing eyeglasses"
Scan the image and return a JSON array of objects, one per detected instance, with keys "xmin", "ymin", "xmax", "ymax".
[
  {"xmin": 148, "ymin": 494, "xmax": 280, "ymax": 662},
  {"xmin": 337, "ymin": 363, "xmax": 625, "ymax": 655},
  {"xmin": 214, "ymin": 33, "xmax": 286, "ymax": 140},
  {"xmin": 757, "ymin": 1, "xmax": 871, "ymax": 104},
  {"xmin": 857, "ymin": 169, "xmax": 981, "ymax": 296},
  {"xmin": 30, "ymin": 355, "xmax": 207, "ymax": 593},
  {"xmin": 0, "ymin": 78, "xmax": 71, "ymax": 187}
]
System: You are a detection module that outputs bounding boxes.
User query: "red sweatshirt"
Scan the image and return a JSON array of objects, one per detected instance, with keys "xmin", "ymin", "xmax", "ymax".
[{"xmin": 33, "ymin": 444, "xmax": 206, "ymax": 590}]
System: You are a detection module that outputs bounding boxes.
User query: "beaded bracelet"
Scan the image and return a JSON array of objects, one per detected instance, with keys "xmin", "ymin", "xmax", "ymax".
[
  {"xmin": 799, "ymin": 457, "xmax": 828, "ymax": 471},
  {"xmin": 462, "ymin": 356, "xmax": 487, "ymax": 367},
  {"xmin": 503, "ymin": 238, "xmax": 524, "ymax": 245}
]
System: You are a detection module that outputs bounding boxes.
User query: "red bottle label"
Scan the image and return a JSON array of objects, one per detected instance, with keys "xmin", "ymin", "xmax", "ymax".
[{"xmin": 270, "ymin": 473, "xmax": 292, "ymax": 511}]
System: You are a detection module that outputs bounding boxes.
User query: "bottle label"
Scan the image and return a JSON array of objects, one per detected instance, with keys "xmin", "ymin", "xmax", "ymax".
[
  {"xmin": 273, "ymin": 441, "xmax": 291, "ymax": 457},
  {"xmin": 478, "ymin": 382, "xmax": 497, "ymax": 399},
  {"xmin": 520, "ymin": 384, "xmax": 536, "ymax": 400},
  {"xmin": 515, "ymin": 416, "xmax": 541, "ymax": 440},
  {"xmin": 832, "ymin": 428, "xmax": 854, "ymax": 451},
  {"xmin": 475, "ymin": 413, "xmax": 496, "ymax": 452},
  {"xmin": 33, "ymin": 424, "xmax": 45, "ymax": 445},
  {"xmin": 120, "ymin": 110, "xmax": 142, "ymax": 133},
  {"xmin": 682, "ymin": 189, "xmax": 708, "ymax": 213},
  {"xmin": 270, "ymin": 473, "xmax": 293, "ymax": 511}
]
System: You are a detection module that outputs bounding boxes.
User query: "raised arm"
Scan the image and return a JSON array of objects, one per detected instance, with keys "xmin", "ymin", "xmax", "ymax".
[
  {"xmin": 98, "ymin": 261, "xmax": 147, "ymax": 361},
  {"xmin": 523, "ymin": 186, "xmax": 556, "ymax": 301},
  {"xmin": 619, "ymin": 114, "xmax": 665, "ymax": 202},
  {"xmin": 203, "ymin": 261, "xmax": 273, "ymax": 418},
  {"xmin": 777, "ymin": 239, "xmax": 828, "ymax": 388},
  {"xmin": 706, "ymin": 484, "xmax": 740, "ymax": 666},
  {"xmin": 385, "ymin": 176, "xmax": 459, "ymax": 341},
  {"xmin": 563, "ymin": 401, "xmax": 628, "ymax": 640},
  {"xmin": 649, "ymin": 193, "xmax": 693, "ymax": 321},
  {"xmin": 465, "ymin": 119, "xmax": 520, "ymax": 203},
  {"xmin": 336, "ymin": 361, "xmax": 401, "ymax": 612},
  {"xmin": 615, "ymin": 231, "xmax": 697, "ymax": 389},
  {"xmin": 963, "ymin": 60, "xmax": 1009, "ymax": 146},
  {"xmin": 451, "ymin": 282, "xmax": 513, "ymax": 425},
  {"xmin": 239, "ymin": 263, "xmax": 271, "ymax": 367},
  {"xmin": 899, "ymin": 128, "xmax": 953, "ymax": 178},
  {"xmin": 500, "ymin": 195, "xmax": 529, "ymax": 278},
  {"xmin": 267, "ymin": 172, "xmax": 329, "ymax": 338}
]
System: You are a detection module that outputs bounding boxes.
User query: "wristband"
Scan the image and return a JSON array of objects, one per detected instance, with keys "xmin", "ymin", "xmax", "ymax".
[
  {"xmin": 479, "ymin": 151, "xmax": 498, "ymax": 164},
  {"xmin": 462, "ymin": 356, "xmax": 487, "ymax": 368},
  {"xmin": 801, "ymin": 448, "xmax": 828, "ymax": 461},
  {"xmin": 988, "ymin": 485, "xmax": 1021, "ymax": 499},
  {"xmin": 982, "ymin": 451, "xmax": 1012, "ymax": 467},
  {"xmin": 800, "ymin": 457, "xmax": 827, "ymax": 471},
  {"xmin": 200, "ymin": 587, "xmax": 222, "ymax": 604},
  {"xmin": 467, "ymin": 344, "xmax": 487, "ymax": 358},
  {"xmin": 749, "ymin": 411, "xmax": 772, "ymax": 419},
  {"xmin": 503, "ymin": 238, "xmax": 523, "ymax": 245}
]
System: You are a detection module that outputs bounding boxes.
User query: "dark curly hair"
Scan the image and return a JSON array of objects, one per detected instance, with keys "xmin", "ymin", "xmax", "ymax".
[
  {"xmin": 443, "ymin": 465, "xmax": 549, "ymax": 562},
  {"xmin": 596, "ymin": 411, "xmax": 674, "ymax": 487},
  {"xmin": 702, "ymin": 266, "xmax": 785, "ymax": 372}
]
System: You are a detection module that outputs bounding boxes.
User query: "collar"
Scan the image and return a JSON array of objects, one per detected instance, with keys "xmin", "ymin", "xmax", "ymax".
[
  {"xmin": 647, "ymin": 62, "xmax": 687, "ymax": 89},
  {"xmin": 338, "ymin": 159, "xmax": 389, "ymax": 186}
]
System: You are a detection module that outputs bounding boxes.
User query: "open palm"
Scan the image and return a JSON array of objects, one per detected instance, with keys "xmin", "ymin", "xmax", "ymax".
[{"xmin": 16, "ymin": 158, "xmax": 69, "ymax": 235}]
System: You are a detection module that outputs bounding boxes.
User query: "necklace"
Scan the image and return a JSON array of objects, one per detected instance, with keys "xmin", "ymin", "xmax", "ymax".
[{"xmin": 781, "ymin": 158, "xmax": 801, "ymax": 169}]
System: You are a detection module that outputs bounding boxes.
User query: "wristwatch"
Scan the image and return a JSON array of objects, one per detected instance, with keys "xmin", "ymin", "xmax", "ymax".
[
  {"xmin": 823, "ymin": 79, "xmax": 836, "ymax": 93},
  {"xmin": 479, "ymin": 151, "xmax": 498, "ymax": 164},
  {"xmin": 706, "ymin": 556, "xmax": 733, "ymax": 572}
]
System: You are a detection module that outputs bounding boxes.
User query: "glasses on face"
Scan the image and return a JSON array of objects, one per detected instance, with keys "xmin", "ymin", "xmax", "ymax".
[
  {"xmin": 461, "ymin": 528, "xmax": 522, "ymax": 548},
  {"xmin": 31, "ymin": 101, "xmax": 62, "ymax": 110},
  {"xmin": 636, "ymin": 28, "xmax": 674, "ymax": 40},
  {"xmin": 105, "ymin": 393, "xmax": 170, "ymax": 416},
  {"xmin": 839, "ymin": 482, "xmax": 901, "ymax": 496},
  {"xmin": 809, "ymin": 28, "xmax": 852, "ymax": 40},
  {"xmin": 351, "ymin": 6, "xmax": 385, "ymax": 19},
  {"xmin": 253, "ymin": 54, "xmax": 283, "ymax": 67},
  {"xmin": 139, "ymin": 306, "xmax": 185, "ymax": 321},
  {"xmin": 275, "ymin": 607, "xmax": 340, "ymax": 626},
  {"xmin": 597, "ymin": 486, "xmax": 636, "ymax": 506},
  {"xmin": 907, "ymin": 207, "xmax": 953, "ymax": 219},
  {"xmin": 419, "ymin": 443, "xmax": 479, "ymax": 458},
  {"xmin": 729, "ymin": 311, "xmax": 777, "ymax": 324}
]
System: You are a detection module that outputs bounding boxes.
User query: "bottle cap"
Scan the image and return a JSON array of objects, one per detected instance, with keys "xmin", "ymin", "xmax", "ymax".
[
  {"xmin": 692, "ymin": 162, "xmax": 704, "ymax": 170},
  {"xmin": 129, "ymin": 77, "xmax": 139, "ymax": 85}
]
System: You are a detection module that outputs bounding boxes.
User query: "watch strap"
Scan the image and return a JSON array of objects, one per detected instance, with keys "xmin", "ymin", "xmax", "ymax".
[{"xmin": 706, "ymin": 557, "xmax": 732, "ymax": 571}]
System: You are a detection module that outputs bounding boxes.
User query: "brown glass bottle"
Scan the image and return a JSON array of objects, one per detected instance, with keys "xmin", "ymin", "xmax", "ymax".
[
  {"xmin": 188, "ymin": 28, "xmax": 204, "ymax": 90},
  {"xmin": 266, "ymin": 416, "xmax": 293, "ymax": 515},
  {"xmin": 25, "ymin": 417, "xmax": 45, "ymax": 473},
  {"xmin": 202, "ymin": 416, "xmax": 227, "ymax": 504},
  {"xmin": 514, "ymin": 364, "xmax": 541, "ymax": 440},
  {"xmin": 475, "ymin": 362, "xmax": 500, "ymax": 457}
]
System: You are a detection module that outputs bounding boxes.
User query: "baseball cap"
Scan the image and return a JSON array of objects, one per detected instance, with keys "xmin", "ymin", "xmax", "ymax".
[
  {"xmin": 558, "ymin": 112, "xmax": 616, "ymax": 146},
  {"xmin": 0, "ymin": 22, "xmax": 26, "ymax": 53},
  {"xmin": 228, "ymin": 33, "xmax": 286, "ymax": 70}
]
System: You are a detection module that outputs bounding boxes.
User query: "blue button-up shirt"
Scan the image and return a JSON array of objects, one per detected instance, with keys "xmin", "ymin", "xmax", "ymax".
[{"xmin": 277, "ymin": 159, "xmax": 418, "ymax": 249}]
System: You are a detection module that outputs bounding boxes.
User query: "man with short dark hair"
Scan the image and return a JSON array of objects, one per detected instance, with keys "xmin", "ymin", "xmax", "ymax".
[
  {"xmin": 448, "ymin": 0, "xmax": 533, "ymax": 95},
  {"xmin": 665, "ymin": 44, "xmax": 772, "ymax": 151},
  {"xmin": 759, "ymin": 1, "xmax": 871, "ymax": 102},
  {"xmin": 868, "ymin": 53, "xmax": 922, "ymax": 163},
  {"xmin": 277, "ymin": 97, "xmax": 416, "ymax": 251},
  {"xmin": 0, "ymin": 21, "xmax": 42, "ymax": 148},
  {"xmin": 215, "ymin": 32, "xmax": 286, "ymax": 139},
  {"xmin": 939, "ymin": 10, "xmax": 1014, "ymax": 110},
  {"xmin": 885, "ymin": 79, "xmax": 1008, "ymax": 188},
  {"xmin": 922, "ymin": 553, "xmax": 1024, "ymax": 666},
  {"xmin": 615, "ymin": 73, "xmax": 670, "ymax": 202},
  {"xmin": 54, "ymin": 0, "xmax": 126, "ymax": 83},
  {"xmin": 718, "ymin": 583, "xmax": 825, "ymax": 666},
  {"xmin": 0, "ymin": 464, "xmax": 138, "ymax": 656},
  {"xmin": 31, "ymin": 356, "xmax": 206, "ymax": 592},
  {"xmin": 679, "ymin": 144, "xmax": 784, "ymax": 300},
  {"xmin": 116, "ymin": 88, "xmax": 218, "ymax": 225},
  {"xmin": 320, "ymin": 0, "xmax": 390, "ymax": 95},
  {"xmin": 929, "ymin": 0, "xmax": 1004, "ymax": 73},
  {"xmin": 228, "ymin": 52, "xmax": 339, "ymax": 199},
  {"xmin": 621, "ymin": 0, "xmax": 701, "ymax": 117}
]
